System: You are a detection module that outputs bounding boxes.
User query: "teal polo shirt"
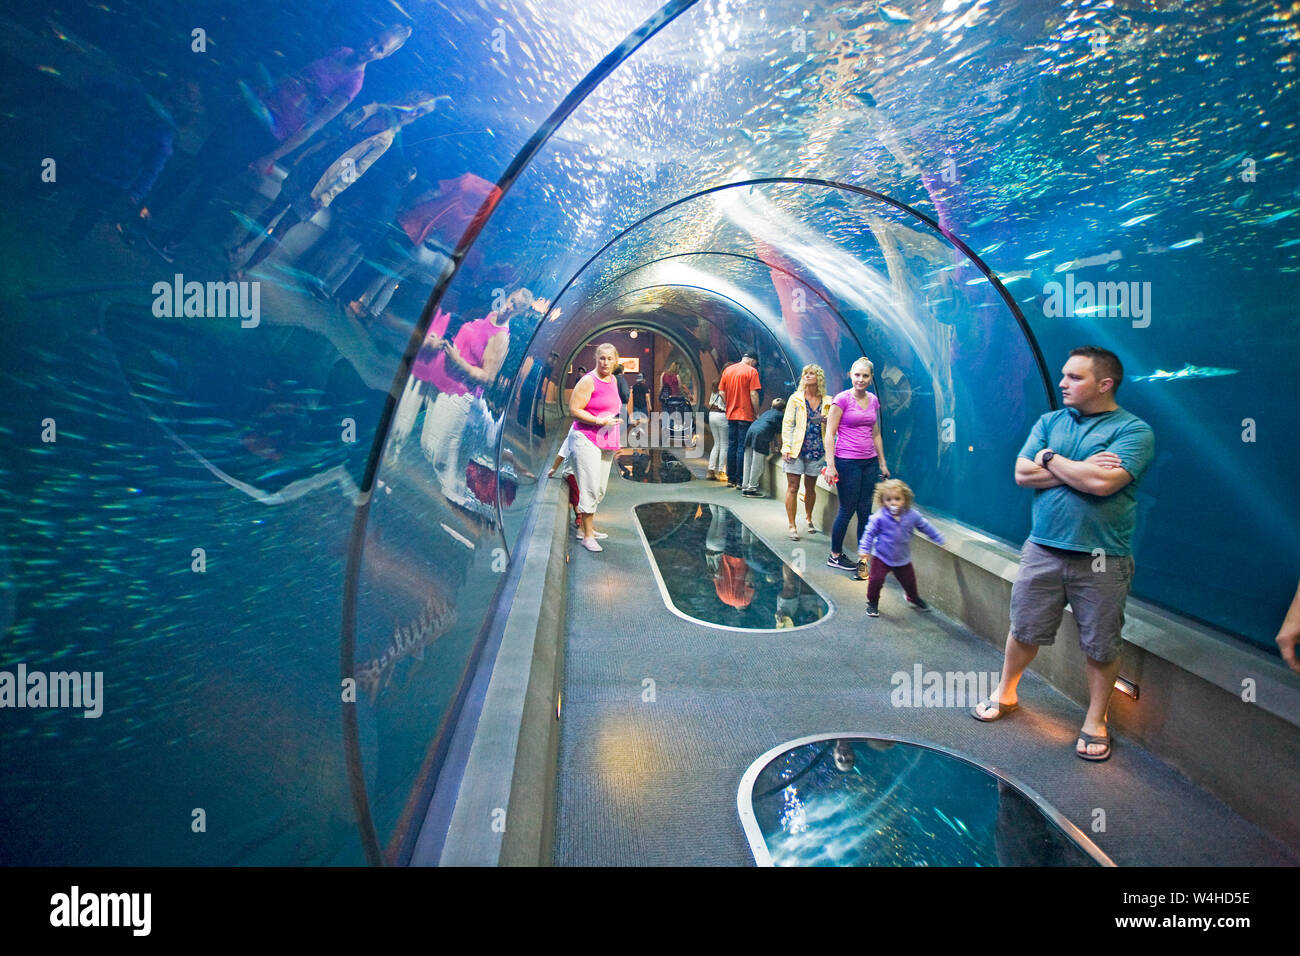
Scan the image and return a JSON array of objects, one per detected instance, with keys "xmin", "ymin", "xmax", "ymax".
[{"xmin": 1017, "ymin": 406, "xmax": 1154, "ymax": 557}]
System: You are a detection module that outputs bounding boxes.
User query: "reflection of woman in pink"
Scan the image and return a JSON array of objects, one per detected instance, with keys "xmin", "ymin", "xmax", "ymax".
[
  {"xmin": 417, "ymin": 290, "xmax": 532, "ymax": 502},
  {"xmin": 386, "ymin": 307, "xmax": 452, "ymax": 463},
  {"xmin": 348, "ymin": 172, "xmax": 501, "ymax": 322},
  {"xmin": 568, "ymin": 344, "xmax": 622, "ymax": 552}
]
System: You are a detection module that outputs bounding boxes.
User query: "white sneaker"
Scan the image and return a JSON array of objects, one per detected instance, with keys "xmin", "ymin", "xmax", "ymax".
[
  {"xmin": 576, "ymin": 530, "xmax": 608, "ymax": 540},
  {"xmin": 581, "ymin": 537, "xmax": 603, "ymax": 552}
]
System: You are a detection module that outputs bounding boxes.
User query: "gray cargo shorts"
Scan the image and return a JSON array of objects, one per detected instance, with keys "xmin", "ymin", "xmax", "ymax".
[{"xmin": 1010, "ymin": 541, "xmax": 1134, "ymax": 663}]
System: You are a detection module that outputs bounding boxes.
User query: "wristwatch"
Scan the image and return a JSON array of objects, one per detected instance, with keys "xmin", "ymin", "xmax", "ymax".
[{"xmin": 1041, "ymin": 450, "xmax": 1056, "ymax": 467}]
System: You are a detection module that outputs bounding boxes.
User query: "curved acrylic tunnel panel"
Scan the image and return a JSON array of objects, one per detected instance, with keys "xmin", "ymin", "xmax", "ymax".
[
  {"xmin": 474, "ymin": 0, "xmax": 1300, "ymax": 652},
  {"xmin": 0, "ymin": 0, "xmax": 667, "ymax": 866},
  {"xmin": 499, "ymin": 181, "xmax": 1050, "ymax": 547}
]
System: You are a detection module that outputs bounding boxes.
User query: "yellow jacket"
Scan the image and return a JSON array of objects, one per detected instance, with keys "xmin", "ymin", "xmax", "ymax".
[{"xmin": 781, "ymin": 390, "xmax": 833, "ymax": 457}]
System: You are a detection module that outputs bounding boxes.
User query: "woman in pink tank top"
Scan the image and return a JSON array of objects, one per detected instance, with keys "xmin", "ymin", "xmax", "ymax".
[{"xmin": 568, "ymin": 343, "xmax": 623, "ymax": 552}]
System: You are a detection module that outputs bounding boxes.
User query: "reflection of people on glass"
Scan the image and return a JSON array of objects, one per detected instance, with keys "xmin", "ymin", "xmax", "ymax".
[
  {"xmin": 228, "ymin": 91, "xmax": 444, "ymax": 272},
  {"xmin": 387, "ymin": 306, "xmax": 452, "ymax": 464},
  {"xmin": 347, "ymin": 172, "xmax": 501, "ymax": 323},
  {"xmin": 146, "ymin": 24, "xmax": 412, "ymax": 258},
  {"xmin": 517, "ymin": 350, "xmax": 560, "ymax": 437},
  {"xmin": 755, "ymin": 239, "xmax": 841, "ymax": 375},
  {"xmin": 832, "ymin": 739, "xmax": 856, "ymax": 772},
  {"xmin": 298, "ymin": 158, "xmax": 417, "ymax": 301},
  {"xmin": 568, "ymin": 344, "xmax": 622, "ymax": 552},
  {"xmin": 421, "ymin": 289, "xmax": 532, "ymax": 503},
  {"xmin": 60, "ymin": 79, "xmax": 180, "ymax": 246},
  {"xmin": 780, "ymin": 365, "xmax": 831, "ymax": 539},
  {"xmin": 777, "ymin": 562, "xmax": 825, "ymax": 627},
  {"xmin": 825, "ymin": 358, "xmax": 891, "ymax": 574},
  {"xmin": 714, "ymin": 508, "xmax": 755, "ymax": 611}
]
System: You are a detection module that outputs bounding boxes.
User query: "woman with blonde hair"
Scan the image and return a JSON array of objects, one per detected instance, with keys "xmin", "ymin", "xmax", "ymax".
[
  {"xmin": 824, "ymin": 357, "xmax": 890, "ymax": 574},
  {"xmin": 568, "ymin": 343, "xmax": 623, "ymax": 552},
  {"xmin": 779, "ymin": 364, "xmax": 833, "ymax": 540}
]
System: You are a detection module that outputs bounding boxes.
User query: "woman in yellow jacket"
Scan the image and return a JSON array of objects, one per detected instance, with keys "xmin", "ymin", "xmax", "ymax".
[{"xmin": 780, "ymin": 364, "xmax": 833, "ymax": 540}]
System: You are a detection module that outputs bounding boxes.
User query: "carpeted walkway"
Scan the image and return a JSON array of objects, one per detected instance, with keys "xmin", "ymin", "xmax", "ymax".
[{"xmin": 552, "ymin": 457, "xmax": 1299, "ymax": 866}]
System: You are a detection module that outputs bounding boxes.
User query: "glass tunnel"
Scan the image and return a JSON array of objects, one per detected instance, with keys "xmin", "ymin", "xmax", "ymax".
[{"xmin": 1, "ymin": 0, "xmax": 1297, "ymax": 867}]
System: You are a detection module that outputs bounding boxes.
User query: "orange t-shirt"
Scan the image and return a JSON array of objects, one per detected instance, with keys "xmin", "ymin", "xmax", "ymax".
[
  {"xmin": 714, "ymin": 555, "xmax": 755, "ymax": 609},
  {"xmin": 719, "ymin": 363, "xmax": 760, "ymax": 421}
]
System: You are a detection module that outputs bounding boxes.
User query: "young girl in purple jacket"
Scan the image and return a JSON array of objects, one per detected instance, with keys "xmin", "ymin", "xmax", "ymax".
[{"xmin": 859, "ymin": 479, "xmax": 945, "ymax": 617}]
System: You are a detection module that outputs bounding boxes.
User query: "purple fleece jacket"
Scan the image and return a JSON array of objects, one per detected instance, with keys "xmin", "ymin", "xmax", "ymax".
[{"xmin": 859, "ymin": 507, "xmax": 944, "ymax": 567}]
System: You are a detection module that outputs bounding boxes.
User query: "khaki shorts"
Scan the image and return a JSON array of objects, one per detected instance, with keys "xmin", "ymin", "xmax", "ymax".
[
  {"xmin": 782, "ymin": 456, "xmax": 823, "ymax": 476},
  {"xmin": 1010, "ymin": 541, "xmax": 1134, "ymax": 663}
]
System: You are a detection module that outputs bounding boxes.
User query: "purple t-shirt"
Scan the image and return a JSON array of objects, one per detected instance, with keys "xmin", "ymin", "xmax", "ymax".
[
  {"xmin": 831, "ymin": 390, "xmax": 879, "ymax": 459},
  {"xmin": 263, "ymin": 48, "xmax": 366, "ymax": 142}
]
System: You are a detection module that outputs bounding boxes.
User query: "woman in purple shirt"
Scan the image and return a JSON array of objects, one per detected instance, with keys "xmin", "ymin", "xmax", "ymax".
[{"xmin": 824, "ymin": 357, "xmax": 891, "ymax": 574}]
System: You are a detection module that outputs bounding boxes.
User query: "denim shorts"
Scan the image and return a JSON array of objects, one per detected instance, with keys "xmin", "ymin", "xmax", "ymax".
[
  {"xmin": 1010, "ymin": 541, "xmax": 1134, "ymax": 663},
  {"xmin": 782, "ymin": 456, "xmax": 823, "ymax": 476}
]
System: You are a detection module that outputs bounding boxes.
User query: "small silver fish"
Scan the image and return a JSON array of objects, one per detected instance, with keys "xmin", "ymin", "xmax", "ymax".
[
  {"xmin": 1116, "ymin": 195, "xmax": 1154, "ymax": 212},
  {"xmin": 1131, "ymin": 364, "xmax": 1239, "ymax": 383},
  {"xmin": 1257, "ymin": 208, "xmax": 1296, "ymax": 225}
]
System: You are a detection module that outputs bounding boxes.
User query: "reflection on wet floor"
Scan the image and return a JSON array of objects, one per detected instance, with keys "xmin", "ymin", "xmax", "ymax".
[
  {"xmin": 634, "ymin": 501, "xmax": 828, "ymax": 629},
  {"xmin": 748, "ymin": 737, "xmax": 1103, "ymax": 866},
  {"xmin": 616, "ymin": 449, "xmax": 693, "ymax": 483}
]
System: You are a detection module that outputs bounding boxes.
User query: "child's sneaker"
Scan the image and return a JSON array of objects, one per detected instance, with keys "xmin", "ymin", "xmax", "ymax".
[
  {"xmin": 865, "ymin": 601, "xmax": 880, "ymax": 617},
  {"xmin": 906, "ymin": 596, "xmax": 931, "ymax": 612}
]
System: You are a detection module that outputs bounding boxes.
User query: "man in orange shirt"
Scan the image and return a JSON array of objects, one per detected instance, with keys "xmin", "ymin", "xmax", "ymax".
[{"xmin": 718, "ymin": 351, "xmax": 761, "ymax": 488}]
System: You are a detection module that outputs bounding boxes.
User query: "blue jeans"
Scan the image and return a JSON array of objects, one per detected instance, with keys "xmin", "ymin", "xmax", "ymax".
[
  {"xmin": 726, "ymin": 419, "xmax": 751, "ymax": 484},
  {"xmin": 831, "ymin": 456, "xmax": 879, "ymax": 556}
]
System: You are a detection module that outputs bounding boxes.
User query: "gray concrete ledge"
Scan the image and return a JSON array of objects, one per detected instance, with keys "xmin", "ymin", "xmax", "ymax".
[
  {"xmin": 810, "ymin": 484, "xmax": 1300, "ymax": 849},
  {"xmin": 438, "ymin": 477, "xmax": 569, "ymax": 866}
]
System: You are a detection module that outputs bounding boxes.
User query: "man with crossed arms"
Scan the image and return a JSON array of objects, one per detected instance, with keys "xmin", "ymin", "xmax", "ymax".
[{"xmin": 973, "ymin": 346, "xmax": 1154, "ymax": 762}]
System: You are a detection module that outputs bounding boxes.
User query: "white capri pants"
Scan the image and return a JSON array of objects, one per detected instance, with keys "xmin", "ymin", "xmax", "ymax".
[
  {"xmin": 424, "ymin": 390, "xmax": 473, "ymax": 496},
  {"xmin": 570, "ymin": 428, "xmax": 614, "ymax": 515},
  {"xmin": 708, "ymin": 411, "xmax": 729, "ymax": 471}
]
